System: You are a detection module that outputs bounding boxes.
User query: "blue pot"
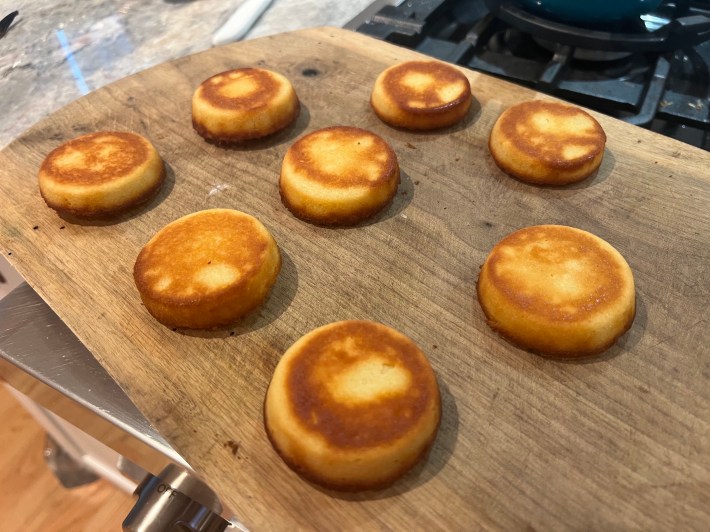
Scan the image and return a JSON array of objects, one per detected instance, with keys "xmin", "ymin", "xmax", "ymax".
[{"xmin": 518, "ymin": 0, "xmax": 664, "ymax": 24}]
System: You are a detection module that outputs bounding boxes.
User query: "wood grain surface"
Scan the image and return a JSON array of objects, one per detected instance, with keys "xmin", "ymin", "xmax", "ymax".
[
  {"xmin": 1, "ymin": 28, "xmax": 709, "ymax": 530},
  {"xmin": 0, "ymin": 382, "xmax": 135, "ymax": 531}
]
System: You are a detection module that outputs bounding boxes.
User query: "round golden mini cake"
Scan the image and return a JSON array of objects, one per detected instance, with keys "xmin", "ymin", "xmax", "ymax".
[
  {"xmin": 265, "ymin": 320, "xmax": 441, "ymax": 491},
  {"xmin": 489, "ymin": 100, "xmax": 606, "ymax": 185},
  {"xmin": 477, "ymin": 225, "xmax": 635, "ymax": 358},
  {"xmin": 134, "ymin": 209, "xmax": 281, "ymax": 329},
  {"xmin": 192, "ymin": 67, "xmax": 300, "ymax": 142},
  {"xmin": 370, "ymin": 60, "xmax": 472, "ymax": 130},
  {"xmin": 279, "ymin": 126, "xmax": 400, "ymax": 225},
  {"xmin": 38, "ymin": 131, "xmax": 165, "ymax": 217}
]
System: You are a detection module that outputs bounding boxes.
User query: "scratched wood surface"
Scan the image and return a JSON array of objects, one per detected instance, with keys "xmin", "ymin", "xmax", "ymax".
[{"xmin": 0, "ymin": 28, "xmax": 708, "ymax": 530}]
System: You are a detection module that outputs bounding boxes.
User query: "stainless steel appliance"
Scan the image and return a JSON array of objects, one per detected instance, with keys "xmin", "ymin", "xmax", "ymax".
[{"xmin": 347, "ymin": 0, "xmax": 710, "ymax": 149}]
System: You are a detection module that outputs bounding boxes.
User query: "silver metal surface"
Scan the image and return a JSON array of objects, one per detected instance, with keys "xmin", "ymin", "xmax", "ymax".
[
  {"xmin": 0, "ymin": 282, "xmax": 188, "ymax": 470},
  {"xmin": 123, "ymin": 465, "xmax": 231, "ymax": 532},
  {"xmin": 44, "ymin": 433, "xmax": 100, "ymax": 488},
  {"xmin": 158, "ymin": 464, "xmax": 223, "ymax": 514}
]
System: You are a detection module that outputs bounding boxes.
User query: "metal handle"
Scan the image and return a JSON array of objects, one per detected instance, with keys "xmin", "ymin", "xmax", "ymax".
[
  {"xmin": 123, "ymin": 465, "xmax": 231, "ymax": 532},
  {"xmin": 212, "ymin": 0, "xmax": 274, "ymax": 46}
]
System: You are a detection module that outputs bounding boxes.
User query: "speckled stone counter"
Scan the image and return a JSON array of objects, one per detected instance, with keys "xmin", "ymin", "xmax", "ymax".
[{"xmin": 0, "ymin": 0, "xmax": 373, "ymax": 149}]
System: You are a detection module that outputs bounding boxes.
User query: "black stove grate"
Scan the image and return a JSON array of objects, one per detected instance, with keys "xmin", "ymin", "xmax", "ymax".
[
  {"xmin": 352, "ymin": 0, "xmax": 710, "ymax": 150},
  {"xmin": 485, "ymin": 0, "xmax": 710, "ymax": 53}
]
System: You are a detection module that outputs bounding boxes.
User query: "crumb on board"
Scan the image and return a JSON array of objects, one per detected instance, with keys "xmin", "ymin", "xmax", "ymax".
[{"xmin": 224, "ymin": 440, "xmax": 240, "ymax": 457}]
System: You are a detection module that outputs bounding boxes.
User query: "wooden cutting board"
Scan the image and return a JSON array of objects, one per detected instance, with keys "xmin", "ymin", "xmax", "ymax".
[{"xmin": 1, "ymin": 28, "xmax": 708, "ymax": 530}]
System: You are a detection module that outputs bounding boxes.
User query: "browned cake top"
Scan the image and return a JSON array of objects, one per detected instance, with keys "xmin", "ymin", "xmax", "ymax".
[
  {"xmin": 484, "ymin": 225, "xmax": 631, "ymax": 322},
  {"xmin": 134, "ymin": 209, "xmax": 271, "ymax": 303},
  {"xmin": 497, "ymin": 101, "xmax": 606, "ymax": 166},
  {"xmin": 40, "ymin": 131, "xmax": 151, "ymax": 185},
  {"xmin": 284, "ymin": 320, "xmax": 438, "ymax": 449},
  {"xmin": 380, "ymin": 61, "xmax": 471, "ymax": 113},
  {"xmin": 284, "ymin": 126, "xmax": 397, "ymax": 188},
  {"xmin": 196, "ymin": 68, "xmax": 281, "ymax": 111}
]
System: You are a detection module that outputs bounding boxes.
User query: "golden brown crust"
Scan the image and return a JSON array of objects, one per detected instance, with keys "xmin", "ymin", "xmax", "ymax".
[
  {"xmin": 40, "ymin": 163, "xmax": 165, "ymax": 219},
  {"xmin": 285, "ymin": 126, "xmax": 397, "ymax": 188},
  {"xmin": 279, "ymin": 126, "xmax": 400, "ymax": 225},
  {"xmin": 192, "ymin": 68, "xmax": 300, "ymax": 142},
  {"xmin": 371, "ymin": 61, "xmax": 472, "ymax": 130},
  {"xmin": 133, "ymin": 209, "xmax": 281, "ymax": 329},
  {"xmin": 264, "ymin": 413, "xmax": 438, "ymax": 492},
  {"xmin": 278, "ymin": 186, "xmax": 398, "ymax": 227},
  {"xmin": 265, "ymin": 320, "xmax": 441, "ymax": 491},
  {"xmin": 191, "ymin": 99, "xmax": 301, "ymax": 143},
  {"xmin": 286, "ymin": 321, "xmax": 436, "ymax": 448},
  {"xmin": 477, "ymin": 225, "xmax": 635, "ymax": 357},
  {"xmin": 197, "ymin": 68, "xmax": 280, "ymax": 110},
  {"xmin": 489, "ymin": 100, "xmax": 606, "ymax": 185},
  {"xmin": 38, "ymin": 131, "xmax": 165, "ymax": 218},
  {"xmin": 40, "ymin": 132, "xmax": 150, "ymax": 185}
]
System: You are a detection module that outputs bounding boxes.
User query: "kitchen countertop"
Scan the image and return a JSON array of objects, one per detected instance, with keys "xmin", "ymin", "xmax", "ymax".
[{"xmin": 0, "ymin": 0, "xmax": 375, "ymax": 150}]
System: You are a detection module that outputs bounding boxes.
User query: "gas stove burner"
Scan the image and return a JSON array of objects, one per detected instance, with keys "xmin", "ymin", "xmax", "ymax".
[
  {"xmin": 534, "ymin": 38, "xmax": 633, "ymax": 62},
  {"xmin": 484, "ymin": 0, "xmax": 710, "ymax": 53},
  {"xmin": 349, "ymin": 0, "xmax": 710, "ymax": 150}
]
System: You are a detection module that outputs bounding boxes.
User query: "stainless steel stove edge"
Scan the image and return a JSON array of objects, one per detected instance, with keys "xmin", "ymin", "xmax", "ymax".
[{"xmin": 0, "ymin": 282, "xmax": 187, "ymax": 474}]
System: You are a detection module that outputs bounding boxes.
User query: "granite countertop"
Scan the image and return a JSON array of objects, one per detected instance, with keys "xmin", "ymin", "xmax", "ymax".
[{"xmin": 0, "ymin": 0, "xmax": 374, "ymax": 149}]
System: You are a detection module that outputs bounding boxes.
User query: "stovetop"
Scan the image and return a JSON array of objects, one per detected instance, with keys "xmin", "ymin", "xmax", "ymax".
[{"xmin": 348, "ymin": 0, "xmax": 710, "ymax": 150}]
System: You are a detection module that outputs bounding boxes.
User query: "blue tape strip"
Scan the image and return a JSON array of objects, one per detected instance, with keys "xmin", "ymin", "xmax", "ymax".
[{"xmin": 55, "ymin": 29, "xmax": 89, "ymax": 95}]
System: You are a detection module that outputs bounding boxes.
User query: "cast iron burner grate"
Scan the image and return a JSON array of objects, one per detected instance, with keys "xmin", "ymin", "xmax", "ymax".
[{"xmin": 350, "ymin": 0, "xmax": 710, "ymax": 150}]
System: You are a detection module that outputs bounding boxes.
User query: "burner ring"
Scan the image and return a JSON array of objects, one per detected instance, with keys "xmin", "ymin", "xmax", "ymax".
[
  {"xmin": 534, "ymin": 38, "xmax": 632, "ymax": 61},
  {"xmin": 484, "ymin": 0, "xmax": 710, "ymax": 53}
]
